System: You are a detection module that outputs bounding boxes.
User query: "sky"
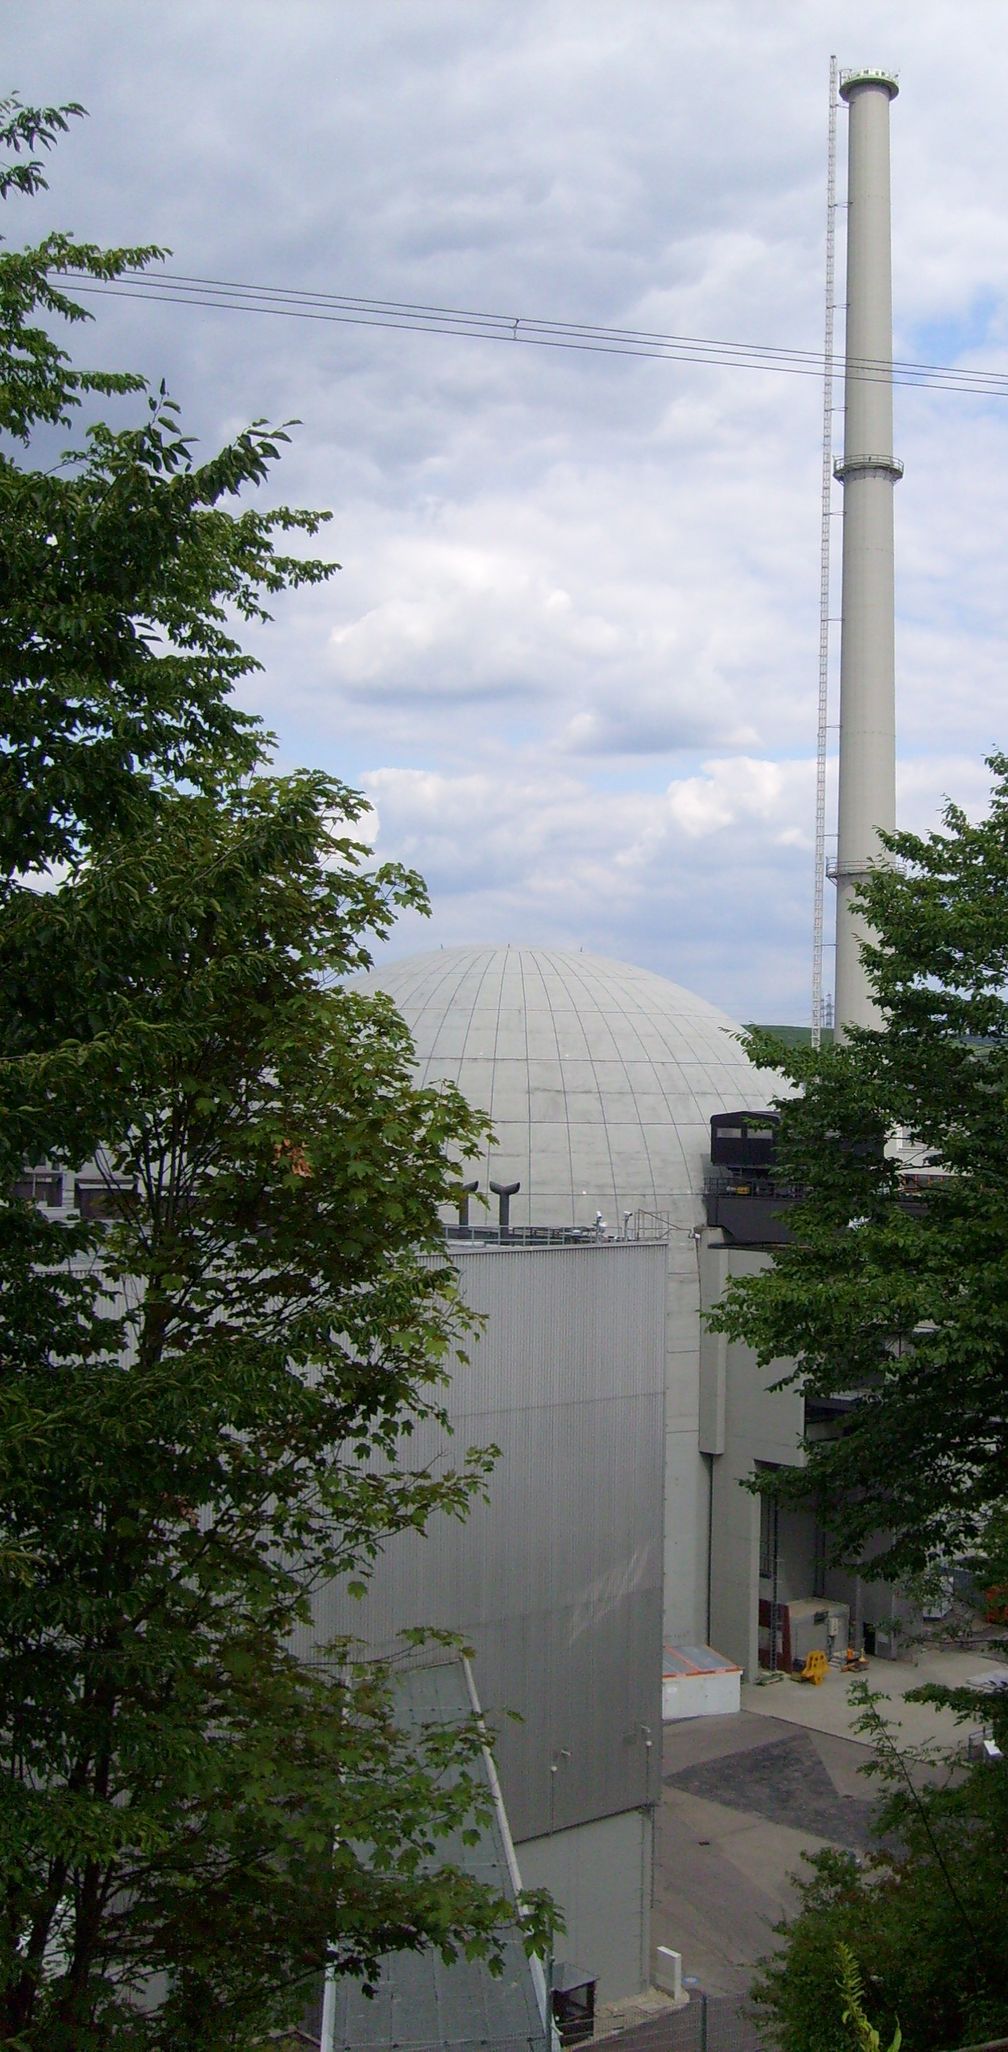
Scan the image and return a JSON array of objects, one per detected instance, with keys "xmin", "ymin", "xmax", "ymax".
[{"xmin": 7, "ymin": 0, "xmax": 1008, "ymax": 1021}]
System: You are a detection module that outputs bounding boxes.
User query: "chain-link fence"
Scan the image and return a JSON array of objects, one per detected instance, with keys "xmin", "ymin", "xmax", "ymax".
[{"xmin": 594, "ymin": 1991, "xmax": 766, "ymax": 2052}]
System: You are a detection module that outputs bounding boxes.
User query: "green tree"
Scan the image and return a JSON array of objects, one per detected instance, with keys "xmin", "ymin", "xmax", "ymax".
[
  {"xmin": 710, "ymin": 752, "xmax": 1008, "ymax": 1583},
  {"xmin": 0, "ymin": 99, "xmax": 555, "ymax": 2048}
]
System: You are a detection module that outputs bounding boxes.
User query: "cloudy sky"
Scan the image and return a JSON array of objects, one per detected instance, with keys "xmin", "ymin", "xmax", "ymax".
[{"xmin": 7, "ymin": 1, "xmax": 1008, "ymax": 1020}]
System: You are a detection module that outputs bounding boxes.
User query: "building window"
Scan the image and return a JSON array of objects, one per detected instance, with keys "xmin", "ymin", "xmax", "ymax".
[
  {"xmin": 813, "ymin": 1518, "xmax": 827, "ymax": 1599},
  {"xmin": 757, "ymin": 1467, "xmax": 780, "ymax": 1582},
  {"xmin": 12, "ymin": 1170, "xmax": 63, "ymax": 1207},
  {"xmin": 73, "ymin": 1179, "xmax": 135, "ymax": 1222},
  {"xmin": 759, "ymin": 1492, "xmax": 773, "ymax": 1580}
]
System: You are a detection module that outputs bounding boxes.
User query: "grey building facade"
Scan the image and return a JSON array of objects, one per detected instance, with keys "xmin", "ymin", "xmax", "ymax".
[{"xmin": 306, "ymin": 1237, "xmax": 667, "ymax": 2005}]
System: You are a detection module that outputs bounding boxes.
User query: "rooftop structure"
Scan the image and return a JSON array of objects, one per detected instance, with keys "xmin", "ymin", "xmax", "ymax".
[{"xmin": 309, "ymin": 1660, "xmax": 552, "ymax": 2052}]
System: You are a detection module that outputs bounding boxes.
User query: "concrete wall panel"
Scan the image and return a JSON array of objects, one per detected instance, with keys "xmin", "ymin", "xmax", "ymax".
[{"xmin": 516, "ymin": 1808, "xmax": 653, "ymax": 2007}]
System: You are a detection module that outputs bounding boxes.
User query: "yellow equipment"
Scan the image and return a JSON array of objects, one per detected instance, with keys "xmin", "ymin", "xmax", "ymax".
[{"xmin": 796, "ymin": 1649, "xmax": 828, "ymax": 1685}]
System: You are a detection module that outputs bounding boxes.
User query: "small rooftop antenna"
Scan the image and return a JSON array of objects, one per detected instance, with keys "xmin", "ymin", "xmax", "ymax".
[{"xmin": 811, "ymin": 53, "xmax": 839, "ymax": 1049}]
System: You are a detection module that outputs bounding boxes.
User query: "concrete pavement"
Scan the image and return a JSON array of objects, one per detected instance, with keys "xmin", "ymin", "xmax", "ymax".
[
  {"xmin": 655, "ymin": 1713, "xmax": 868, "ymax": 1999},
  {"xmin": 651, "ymin": 1643, "xmax": 1008, "ymax": 2002}
]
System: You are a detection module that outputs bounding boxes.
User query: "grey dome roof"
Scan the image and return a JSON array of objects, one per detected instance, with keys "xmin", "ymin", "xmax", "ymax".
[{"xmin": 356, "ymin": 944, "xmax": 776, "ymax": 1229}]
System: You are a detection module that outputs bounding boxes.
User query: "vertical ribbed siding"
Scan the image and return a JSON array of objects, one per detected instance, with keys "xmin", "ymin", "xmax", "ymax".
[{"xmin": 305, "ymin": 1242, "xmax": 666, "ymax": 1844}]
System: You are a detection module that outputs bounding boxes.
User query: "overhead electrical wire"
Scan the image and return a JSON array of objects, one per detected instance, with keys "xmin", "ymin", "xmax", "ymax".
[{"xmin": 57, "ymin": 267, "xmax": 1008, "ymax": 399}]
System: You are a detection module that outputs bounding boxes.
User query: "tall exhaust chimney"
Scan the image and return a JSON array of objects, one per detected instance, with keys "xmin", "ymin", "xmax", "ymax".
[{"xmin": 832, "ymin": 69, "xmax": 901, "ymax": 1038}]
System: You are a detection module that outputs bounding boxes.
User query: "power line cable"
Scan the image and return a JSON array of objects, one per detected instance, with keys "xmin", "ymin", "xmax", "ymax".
[
  {"xmin": 55, "ymin": 268, "xmax": 1008, "ymax": 400},
  {"xmin": 123, "ymin": 271, "xmax": 1008, "ymax": 389},
  {"xmin": 129, "ymin": 271, "xmax": 836, "ymax": 364},
  {"xmin": 166, "ymin": 270, "xmax": 1008, "ymax": 393}
]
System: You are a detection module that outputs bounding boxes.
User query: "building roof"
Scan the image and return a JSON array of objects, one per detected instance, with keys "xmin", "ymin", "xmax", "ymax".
[
  {"xmin": 354, "ymin": 944, "xmax": 775, "ymax": 1229},
  {"xmin": 307, "ymin": 1660, "xmax": 550, "ymax": 2052}
]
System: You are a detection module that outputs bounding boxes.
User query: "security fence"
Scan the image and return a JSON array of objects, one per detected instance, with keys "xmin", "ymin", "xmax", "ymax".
[{"xmin": 595, "ymin": 1992, "xmax": 766, "ymax": 2052}]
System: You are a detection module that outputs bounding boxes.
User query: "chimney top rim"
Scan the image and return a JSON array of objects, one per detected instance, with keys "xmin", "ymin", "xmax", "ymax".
[{"xmin": 840, "ymin": 68, "xmax": 899, "ymax": 101}]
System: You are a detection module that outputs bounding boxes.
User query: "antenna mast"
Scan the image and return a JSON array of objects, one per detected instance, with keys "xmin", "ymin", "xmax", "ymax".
[{"xmin": 811, "ymin": 53, "xmax": 839, "ymax": 1048}]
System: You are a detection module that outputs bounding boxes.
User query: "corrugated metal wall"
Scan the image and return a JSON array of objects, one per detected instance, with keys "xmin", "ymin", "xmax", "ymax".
[{"xmin": 306, "ymin": 1240, "xmax": 666, "ymax": 1845}]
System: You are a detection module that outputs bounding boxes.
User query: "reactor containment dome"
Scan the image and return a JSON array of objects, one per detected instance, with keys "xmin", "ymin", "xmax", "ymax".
[{"xmin": 353, "ymin": 944, "xmax": 775, "ymax": 1229}]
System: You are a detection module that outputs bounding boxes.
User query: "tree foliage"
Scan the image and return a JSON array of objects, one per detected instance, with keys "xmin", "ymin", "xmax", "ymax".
[
  {"xmin": 0, "ymin": 97, "xmax": 555, "ymax": 2048},
  {"xmin": 710, "ymin": 753, "xmax": 1008, "ymax": 1583},
  {"xmin": 834, "ymin": 1947, "xmax": 901, "ymax": 2052}
]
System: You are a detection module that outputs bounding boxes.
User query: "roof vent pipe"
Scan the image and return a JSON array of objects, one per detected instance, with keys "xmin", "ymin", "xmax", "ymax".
[{"xmin": 489, "ymin": 1179, "xmax": 520, "ymax": 1231}]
